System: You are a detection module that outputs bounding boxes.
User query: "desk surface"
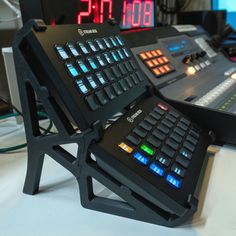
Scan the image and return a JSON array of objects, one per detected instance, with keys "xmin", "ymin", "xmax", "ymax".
[{"xmin": 1, "ymin": 121, "xmax": 236, "ymax": 236}]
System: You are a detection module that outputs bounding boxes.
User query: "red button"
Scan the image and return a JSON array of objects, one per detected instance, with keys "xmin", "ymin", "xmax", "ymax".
[{"xmin": 158, "ymin": 103, "xmax": 168, "ymax": 111}]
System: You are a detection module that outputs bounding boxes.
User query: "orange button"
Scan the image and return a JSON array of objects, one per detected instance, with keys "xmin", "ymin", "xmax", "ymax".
[
  {"xmin": 159, "ymin": 66, "xmax": 166, "ymax": 73},
  {"xmin": 139, "ymin": 53, "xmax": 147, "ymax": 60},
  {"xmin": 146, "ymin": 51, "xmax": 153, "ymax": 58},
  {"xmin": 158, "ymin": 58, "xmax": 164, "ymax": 64},
  {"xmin": 146, "ymin": 60, "xmax": 155, "ymax": 68},
  {"xmin": 156, "ymin": 50, "xmax": 163, "ymax": 56},
  {"xmin": 151, "ymin": 50, "xmax": 158, "ymax": 57},
  {"xmin": 153, "ymin": 68, "xmax": 161, "ymax": 76},
  {"xmin": 152, "ymin": 59, "xmax": 159, "ymax": 66},
  {"xmin": 118, "ymin": 142, "xmax": 133, "ymax": 154},
  {"xmin": 164, "ymin": 65, "xmax": 170, "ymax": 71},
  {"xmin": 162, "ymin": 56, "xmax": 169, "ymax": 63}
]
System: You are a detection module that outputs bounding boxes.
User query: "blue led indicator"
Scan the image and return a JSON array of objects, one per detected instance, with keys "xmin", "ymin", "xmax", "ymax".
[
  {"xmin": 111, "ymin": 51, "xmax": 119, "ymax": 62},
  {"xmin": 115, "ymin": 36, "xmax": 124, "ymax": 46},
  {"xmin": 149, "ymin": 163, "xmax": 165, "ymax": 177},
  {"xmin": 55, "ymin": 46, "xmax": 69, "ymax": 60},
  {"xmin": 104, "ymin": 53, "xmax": 113, "ymax": 64},
  {"xmin": 117, "ymin": 50, "xmax": 125, "ymax": 60},
  {"xmin": 66, "ymin": 63, "xmax": 79, "ymax": 77},
  {"xmin": 87, "ymin": 40, "xmax": 98, "ymax": 52},
  {"xmin": 96, "ymin": 72, "xmax": 106, "ymax": 85},
  {"xmin": 68, "ymin": 44, "xmax": 80, "ymax": 56},
  {"xmin": 110, "ymin": 37, "xmax": 118, "ymax": 47},
  {"xmin": 166, "ymin": 174, "xmax": 181, "ymax": 189},
  {"xmin": 76, "ymin": 80, "xmax": 89, "ymax": 94},
  {"xmin": 133, "ymin": 152, "xmax": 149, "ymax": 165},
  {"xmin": 96, "ymin": 55, "xmax": 106, "ymax": 66},
  {"xmin": 77, "ymin": 60, "xmax": 89, "ymax": 73},
  {"xmin": 88, "ymin": 58, "xmax": 98, "ymax": 69},
  {"xmin": 123, "ymin": 48, "xmax": 130, "ymax": 58},
  {"xmin": 95, "ymin": 39, "xmax": 106, "ymax": 50},
  {"xmin": 87, "ymin": 76, "xmax": 98, "ymax": 89},
  {"xmin": 78, "ymin": 43, "xmax": 89, "ymax": 54},
  {"xmin": 103, "ymin": 38, "xmax": 112, "ymax": 48}
]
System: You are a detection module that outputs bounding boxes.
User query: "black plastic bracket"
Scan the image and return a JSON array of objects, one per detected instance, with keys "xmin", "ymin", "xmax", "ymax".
[{"xmin": 12, "ymin": 20, "xmax": 202, "ymax": 227}]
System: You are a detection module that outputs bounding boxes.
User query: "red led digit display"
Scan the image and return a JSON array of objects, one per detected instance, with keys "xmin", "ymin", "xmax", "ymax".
[{"xmin": 76, "ymin": 0, "xmax": 154, "ymax": 29}]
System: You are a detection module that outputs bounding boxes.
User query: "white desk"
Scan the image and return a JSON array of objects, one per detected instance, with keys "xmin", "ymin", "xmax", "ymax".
[{"xmin": 1, "ymin": 120, "xmax": 236, "ymax": 236}]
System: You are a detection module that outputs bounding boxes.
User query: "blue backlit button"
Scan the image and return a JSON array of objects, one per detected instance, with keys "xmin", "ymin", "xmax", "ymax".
[
  {"xmin": 77, "ymin": 60, "xmax": 90, "ymax": 73},
  {"xmin": 103, "ymin": 53, "xmax": 114, "ymax": 64},
  {"xmin": 86, "ymin": 75, "xmax": 98, "ymax": 89},
  {"xmin": 96, "ymin": 72, "xmax": 107, "ymax": 85},
  {"xmin": 96, "ymin": 55, "xmax": 107, "ymax": 67},
  {"xmin": 95, "ymin": 38, "xmax": 106, "ymax": 50},
  {"xmin": 78, "ymin": 42, "xmax": 90, "ymax": 54},
  {"xmin": 103, "ymin": 38, "xmax": 113, "ymax": 48},
  {"xmin": 133, "ymin": 152, "xmax": 149, "ymax": 165},
  {"xmin": 109, "ymin": 36, "xmax": 119, "ymax": 47},
  {"xmin": 149, "ymin": 163, "xmax": 165, "ymax": 177},
  {"xmin": 87, "ymin": 40, "xmax": 99, "ymax": 52},
  {"xmin": 55, "ymin": 45, "xmax": 69, "ymax": 60},
  {"xmin": 65, "ymin": 63, "xmax": 79, "ymax": 77},
  {"xmin": 123, "ymin": 48, "xmax": 131, "ymax": 58},
  {"xmin": 87, "ymin": 58, "xmax": 98, "ymax": 70},
  {"xmin": 115, "ymin": 35, "xmax": 124, "ymax": 46},
  {"xmin": 171, "ymin": 163, "xmax": 186, "ymax": 178},
  {"xmin": 111, "ymin": 51, "xmax": 120, "ymax": 62},
  {"xmin": 67, "ymin": 43, "xmax": 80, "ymax": 57},
  {"xmin": 166, "ymin": 174, "xmax": 182, "ymax": 189},
  {"xmin": 75, "ymin": 80, "xmax": 89, "ymax": 94},
  {"xmin": 117, "ymin": 49, "xmax": 125, "ymax": 60},
  {"xmin": 180, "ymin": 148, "xmax": 192, "ymax": 160}
]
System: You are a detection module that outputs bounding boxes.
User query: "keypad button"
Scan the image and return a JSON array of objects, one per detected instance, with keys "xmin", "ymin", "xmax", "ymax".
[
  {"xmin": 166, "ymin": 114, "xmax": 177, "ymax": 123},
  {"xmin": 166, "ymin": 139, "xmax": 179, "ymax": 150},
  {"xmin": 115, "ymin": 35, "xmax": 124, "ymax": 46},
  {"xmin": 177, "ymin": 122, "xmax": 188, "ymax": 131},
  {"xmin": 131, "ymin": 73, "xmax": 139, "ymax": 85},
  {"xmin": 147, "ymin": 136, "xmax": 161, "ymax": 148},
  {"xmin": 85, "ymin": 95, "xmax": 100, "ymax": 111},
  {"xmin": 154, "ymin": 107, "xmax": 165, "ymax": 116},
  {"xmin": 126, "ymin": 134, "xmax": 141, "ymax": 146},
  {"xmin": 75, "ymin": 79, "xmax": 89, "ymax": 94},
  {"xmin": 104, "ymin": 52, "xmax": 114, "ymax": 64},
  {"xmin": 87, "ymin": 75, "xmax": 98, "ymax": 89},
  {"xmin": 145, "ymin": 115, "xmax": 157, "ymax": 126},
  {"xmin": 149, "ymin": 163, "xmax": 165, "ymax": 177},
  {"xmin": 103, "ymin": 38, "xmax": 113, "ymax": 48},
  {"xmin": 78, "ymin": 42, "xmax": 90, "ymax": 54},
  {"xmin": 162, "ymin": 119, "xmax": 174, "ymax": 129},
  {"xmin": 186, "ymin": 135, "xmax": 198, "ymax": 145},
  {"xmin": 95, "ymin": 90, "xmax": 109, "ymax": 105},
  {"xmin": 77, "ymin": 60, "xmax": 90, "ymax": 73},
  {"xmin": 170, "ymin": 133, "xmax": 182, "ymax": 144},
  {"xmin": 55, "ymin": 45, "xmax": 69, "ymax": 60},
  {"xmin": 124, "ymin": 61, "xmax": 133, "ymax": 72},
  {"xmin": 112, "ymin": 82, "xmax": 123, "ymax": 95},
  {"xmin": 135, "ymin": 71, "xmax": 144, "ymax": 81},
  {"xmin": 174, "ymin": 127, "xmax": 185, "ymax": 137},
  {"xmin": 119, "ymin": 79, "xmax": 129, "ymax": 92},
  {"xmin": 180, "ymin": 118, "xmax": 191, "ymax": 127},
  {"xmin": 129, "ymin": 60, "xmax": 137, "ymax": 69},
  {"xmin": 180, "ymin": 148, "xmax": 192, "ymax": 160},
  {"xmin": 189, "ymin": 129, "xmax": 200, "ymax": 139},
  {"xmin": 183, "ymin": 141, "xmax": 195, "ymax": 152},
  {"xmin": 67, "ymin": 43, "xmax": 80, "ymax": 57},
  {"xmin": 133, "ymin": 152, "xmax": 149, "ymax": 165},
  {"xmin": 87, "ymin": 40, "xmax": 99, "ymax": 52},
  {"xmin": 169, "ymin": 111, "xmax": 180, "ymax": 118},
  {"xmin": 104, "ymin": 68, "xmax": 115, "ymax": 81},
  {"xmin": 122, "ymin": 48, "xmax": 131, "ymax": 58},
  {"xmin": 166, "ymin": 174, "xmax": 182, "ymax": 189},
  {"xmin": 156, "ymin": 154, "xmax": 171, "ymax": 167},
  {"xmin": 150, "ymin": 111, "xmax": 161, "ymax": 121},
  {"xmin": 133, "ymin": 127, "xmax": 148, "ymax": 138},
  {"xmin": 95, "ymin": 38, "xmax": 106, "ymax": 50},
  {"xmin": 152, "ymin": 129, "xmax": 166, "ymax": 141},
  {"xmin": 117, "ymin": 49, "xmax": 125, "ymax": 60},
  {"xmin": 176, "ymin": 155, "xmax": 190, "ymax": 168},
  {"xmin": 109, "ymin": 36, "xmax": 119, "ymax": 47},
  {"xmin": 171, "ymin": 163, "xmax": 186, "ymax": 178},
  {"xmin": 96, "ymin": 55, "xmax": 107, "ymax": 67},
  {"xmin": 157, "ymin": 124, "xmax": 170, "ymax": 135},
  {"xmin": 96, "ymin": 72, "xmax": 107, "ymax": 85},
  {"xmin": 139, "ymin": 121, "xmax": 153, "ymax": 131},
  {"xmin": 104, "ymin": 86, "xmax": 116, "ymax": 100},
  {"xmin": 140, "ymin": 144, "xmax": 155, "ymax": 156},
  {"xmin": 161, "ymin": 145, "xmax": 175, "ymax": 158},
  {"xmin": 118, "ymin": 142, "xmax": 133, "ymax": 154},
  {"xmin": 111, "ymin": 51, "xmax": 120, "ymax": 62},
  {"xmin": 111, "ymin": 66, "xmax": 122, "ymax": 78},
  {"xmin": 125, "ymin": 76, "xmax": 134, "ymax": 88},
  {"xmin": 66, "ymin": 63, "xmax": 79, "ymax": 77},
  {"xmin": 87, "ymin": 58, "xmax": 99, "ymax": 70},
  {"xmin": 118, "ymin": 63, "xmax": 127, "ymax": 75}
]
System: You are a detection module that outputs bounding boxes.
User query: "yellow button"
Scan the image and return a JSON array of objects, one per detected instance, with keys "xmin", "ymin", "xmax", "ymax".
[{"xmin": 118, "ymin": 142, "xmax": 133, "ymax": 154}]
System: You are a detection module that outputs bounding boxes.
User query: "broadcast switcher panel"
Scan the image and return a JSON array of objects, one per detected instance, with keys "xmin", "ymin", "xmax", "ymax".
[{"xmin": 124, "ymin": 26, "xmax": 236, "ymax": 114}]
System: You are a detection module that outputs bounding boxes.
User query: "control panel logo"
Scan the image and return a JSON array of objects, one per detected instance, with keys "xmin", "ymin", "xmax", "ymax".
[
  {"xmin": 78, "ymin": 28, "xmax": 98, "ymax": 36},
  {"xmin": 127, "ymin": 109, "xmax": 142, "ymax": 123}
]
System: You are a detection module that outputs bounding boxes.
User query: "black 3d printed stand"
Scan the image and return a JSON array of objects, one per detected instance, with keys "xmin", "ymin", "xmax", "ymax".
[{"xmin": 13, "ymin": 20, "xmax": 201, "ymax": 228}]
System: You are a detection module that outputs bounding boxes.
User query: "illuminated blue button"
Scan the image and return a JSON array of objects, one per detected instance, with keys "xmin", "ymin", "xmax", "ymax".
[
  {"xmin": 149, "ymin": 163, "xmax": 165, "ymax": 177},
  {"xmin": 180, "ymin": 148, "xmax": 192, "ymax": 159},
  {"xmin": 95, "ymin": 39, "xmax": 106, "ymax": 50},
  {"xmin": 115, "ymin": 35, "xmax": 124, "ymax": 46},
  {"xmin": 55, "ymin": 45, "xmax": 69, "ymax": 60},
  {"xmin": 77, "ymin": 60, "xmax": 90, "ymax": 73},
  {"xmin": 96, "ymin": 72, "xmax": 106, "ymax": 85},
  {"xmin": 75, "ymin": 80, "xmax": 89, "ymax": 94},
  {"xmin": 103, "ymin": 38, "xmax": 113, "ymax": 48},
  {"xmin": 117, "ymin": 49, "xmax": 125, "ymax": 60},
  {"xmin": 66, "ymin": 63, "xmax": 79, "ymax": 77},
  {"xmin": 88, "ymin": 58, "xmax": 98, "ymax": 70},
  {"xmin": 87, "ymin": 40, "xmax": 98, "ymax": 52},
  {"xmin": 87, "ymin": 75, "xmax": 98, "ymax": 89},
  {"xmin": 166, "ymin": 174, "xmax": 182, "ymax": 189},
  {"xmin": 104, "ymin": 53, "xmax": 114, "ymax": 64},
  {"xmin": 111, "ymin": 51, "xmax": 119, "ymax": 62},
  {"xmin": 96, "ymin": 55, "xmax": 107, "ymax": 67},
  {"xmin": 109, "ymin": 37, "xmax": 119, "ymax": 47},
  {"xmin": 78, "ymin": 42, "xmax": 90, "ymax": 54},
  {"xmin": 67, "ymin": 43, "xmax": 80, "ymax": 56},
  {"xmin": 123, "ymin": 48, "xmax": 131, "ymax": 58},
  {"xmin": 133, "ymin": 152, "xmax": 149, "ymax": 165}
]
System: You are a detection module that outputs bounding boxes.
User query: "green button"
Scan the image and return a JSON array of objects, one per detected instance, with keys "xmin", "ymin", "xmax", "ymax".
[{"xmin": 140, "ymin": 144, "xmax": 155, "ymax": 156}]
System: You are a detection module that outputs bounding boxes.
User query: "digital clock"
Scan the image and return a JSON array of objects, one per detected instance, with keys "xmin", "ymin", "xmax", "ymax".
[{"xmin": 20, "ymin": 0, "xmax": 157, "ymax": 30}]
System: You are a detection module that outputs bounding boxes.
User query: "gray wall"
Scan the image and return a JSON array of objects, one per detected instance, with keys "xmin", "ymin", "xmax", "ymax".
[{"xmin": 186, "ymin": 0, "xmax": 211, "ymax": 11}]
